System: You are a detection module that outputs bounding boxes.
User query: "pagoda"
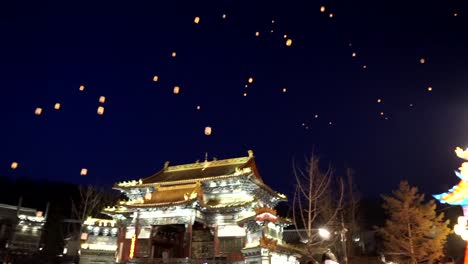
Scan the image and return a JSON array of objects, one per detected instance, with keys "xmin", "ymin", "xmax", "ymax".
[{"xmin": 103, "ymin": 150, "xmax": 301, "ymax": 263}]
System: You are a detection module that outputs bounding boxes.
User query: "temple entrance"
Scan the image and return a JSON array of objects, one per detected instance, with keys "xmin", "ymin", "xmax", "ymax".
[{"xmin": 151, "ymin": 224, "xmax": 185, "ymax": 259}]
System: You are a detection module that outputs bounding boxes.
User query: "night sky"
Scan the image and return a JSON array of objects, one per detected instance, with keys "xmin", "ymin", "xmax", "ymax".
[{"xmin": 1, "ymin": 0, "xmax": 468, "ymax": 198}]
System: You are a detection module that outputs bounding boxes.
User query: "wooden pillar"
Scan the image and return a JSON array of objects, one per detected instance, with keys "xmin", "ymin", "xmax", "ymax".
[
  {"xmin": 213, "ymin": 224, "xmax": 220, "ymax": 256},
  {"xmin": 117, "ymin": 226, "xmax": 127, "ymax": 262},
  {"xmin": 185, "ymin": 222, "xmax": 193, "ymax": 258}
]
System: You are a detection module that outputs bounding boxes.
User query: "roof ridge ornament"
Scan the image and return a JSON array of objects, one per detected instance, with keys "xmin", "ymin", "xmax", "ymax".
[{"xmin": 248, "ymin": 149, "xmax": 254, "ymax": 158}]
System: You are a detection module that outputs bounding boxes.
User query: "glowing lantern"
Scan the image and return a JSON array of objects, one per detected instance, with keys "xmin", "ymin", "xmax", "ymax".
[
  {"xmin": 427, "ymin": 86, "xmax": 433, "ymax": 91},
  {"xmin": 352, "ymin": 52, "xmax": 357, "ymax": 57},
  {"xmin": 99, "ymin": 96, "xmax": 106, "ymax": 103},
  {"xmin": 194, "ymin": 16, "xmax": 200, "ymax": 24},
  {"xmin": 204, "ymin": 126, "xmax": 212, "ymax": 136},
  {"xmin": 80, "ymin": 168, "xmax": 88, "ymax": 176},
  {"xmin": 283, "ymin": 34, "xmax": 287, "ymax": 39},
  {"xmin": 97, "ymin": 106, "xmax": 105, "ymax": 115},
  {"xmin": 79, "ymin": 85, "xmax": 85, "ymax": 91},
  {"xmin": 380, "ymin": 112, "xmax": 384, "ymax": 116},
  {"xmin": 244, "ymin": 84, "xmax": 248, "ymax": 88},
  {"xmin": 255, "ymin": 31, "xmax": 260, "ymax": 37},
  {"xmin": 145, "ymin": 192, "xmax": 152, "ymax": 200},
  {"xmin": 286, "ymin": 39, "xmax": 293, "ymax": 47},
  {"xmin": 329, "ymin": 121, "xmax": 333, "ymax": 125},
  {"xmin": 271, "ymin": 19, "xmax": 275, "ymax": 24},
  {"xmin": 329, "ymin": 13, "xmax": 334, "ymax": 18},
  {"xmin": 35, "ymin": 108, "xmax": 42, "ymax": 115},
  {"xmin": 248, "ymin": 77, "xmax": 254, "ymax": 84},
  {"xmin": 363, "ymin": 65, "xmax": 367, "ymax": 69},
  {"xmin": 54, "ymin": 103, "xmax": 61, "ymax": 110},
  {"xmin": 282, "ymin": 88, "xmax": 287, "ymax": 93},
  {"xmin": 173, "ymin": 86, "xmax": 180, "ymax": 94},
  {"xmin": 314, "ymin": 114, "xmax": 319, "ymax": 118},
  {"xmin": 196, "ymin": 105, "xmax": 201, "ymax": 110},
  {"xmin": 153, "ymin": 75, "xmax": 159, "ymax": 82},
  {"xmin": 243, "ymin": 93, "xmax": 247, "ymax": 97},
  {"xmin": 222, "ymin": 14, "xmax": 226, "ymax": 19},
  {"xmin": 454, "ymin": 13, "xmax": 458, "ymax": 17},
  {"xmin": 11, "ymin": 162, "xmax": 18, "ymax": 170},
  {"xmin": 419, "ymin": 58, "xmax": 426, "ymax": 64},
  {"xmin": 171, "ymin": 52, "xmax": 177, "ymax": 57},
  {"xmin": 377, "ymin": 98, "xmax": 382, "ymax": 103},
  {"xmin": 320, "ymin": 6, "xmax": 326, "ymax": 12}
]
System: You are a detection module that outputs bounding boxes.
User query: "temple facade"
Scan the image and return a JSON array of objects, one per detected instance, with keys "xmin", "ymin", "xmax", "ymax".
[{"xmin": 103, "ymin": 151, "xmax": 301, "ymax": 263}]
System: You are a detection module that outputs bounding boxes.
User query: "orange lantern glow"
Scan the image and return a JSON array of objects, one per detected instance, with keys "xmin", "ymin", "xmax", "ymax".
[
  {"xmin": 80, "ymin": 168, "xmax": 88, "ymax": 176},
  {"xmin": 194, "ymin": 16, "xmax": 200, "ymax": 24},
  {"xmin": 255, "ymin": 31, "xmax": 260, "ymax": 37},
  {"xmin": 54, "ymin": 103, "xmax": 61, "ymax": 110},
  {"xmin": 97, "ymin": 106, "xmax": 105, "ymax": 115},
  {"xmin": 248, "ymin": 77, "xmax": 254, "ymax": 84},
  {"xmin": 99, "ymin": 96, "xmax": 106, "ymax": 103},
  {"xmin": 173, "ymin": 86, "xmax": 180, "ymax": 94},
  {"xmin": 320, "ymin": 6, "xmax": 326, "ymax": 12},
  {"xmin": 205, "ymin": 126, "xmax": 212, "ymax": 136},
  {"xmin": 79, "ymin": 85, "xmax": 85, "ymax": 91},
  {"xmin": 171, "ymin": 52, "xmax": 177, "ymax": 57},
  {"xmin": 153, "ymin": 75, "xmax": 159, "ymax": 82},
  {"xmin": 11, "ymin": 162, "xmax": 18, "ymax": 170},
  {"xmin": 35, "ymin": 108, "xmax": 42, "ymax": 115},
  {"xmin": 286, "ymin": 39, "xmax": 293, "ymax": 46}
]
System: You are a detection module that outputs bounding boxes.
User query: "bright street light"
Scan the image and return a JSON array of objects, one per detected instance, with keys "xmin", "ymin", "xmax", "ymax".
[{"xmin": 318, "ymin": 228, "xmax": 331, "ymax": 239}]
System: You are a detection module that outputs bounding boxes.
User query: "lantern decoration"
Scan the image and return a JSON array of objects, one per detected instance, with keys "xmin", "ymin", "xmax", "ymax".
[
  {"xmin": 380, "ymin": 112, "xmax": 384, "ymax": 116},
  {"xmin": 314, "ymin": 114, "xmax": 319, "ymax": 118},
  {"xmin": 153, "ymin": 75, "xmax": 159, "ymax": 82},
  {"xmin": 434, "ymin": 147, "xmax": 468, "ymax": 264},
  {"xmin": 377, "ymin": 98, "xmax": 382, "ymax": 103},
  {"xmin": 194, "ymin": 16, "xmax": 200, "ymax": 24},
  {"xmin": 427, "ymin": 86, "xmax": 433, "ymax": 92},
  {"xmin": 97, "ymin": 106, "xmax": 105, "ymax": 115},
  {"xmin": 196, "ymin": 105, "xmax": 201, "ymax": 110},
  {"xmin": 419, "ymin": 58, "xmax": 426, "ymax": 64},
  {"xmin": 363, "ymin": 65, "xmax": 367, "ymax": 69},
  {"xmin": 248, "ymin": 77, "xmax": 254, "ymax": 84},
  {"xmin": 79, "ymin": 85, "xmax": 85, "ymax": 91},
  {"xmin": 243, "ymin": 92, "xmax": 247, "ymax": 97},
  {"xmin": 173, "ymin": 86, "xmax": 180, "ymax": 94},
  {"xmin": 54, "ymin": 103, "xmax": 61, "ymax": 110},
  {"xmin": 222, "ymin": 14, "xmax": 226, "ymax": 19},
  {"xmin": 35, "ymin": 108, "xmax": 42, "ymax": 115},
  {"xmin": 80, "ymin": 168, "xmax": 88, "ymax": 176},
  {"xmin": 352, "ymin": 52, "xmax": 357, "ymax": 57},
  {"xmin": 144, "ymin": 192, "xmax": 152, "ymax": 200},
  {"xmin": 320, "ymin": 6, "xmax": 326, "ymax": 12},
  {"xmin": 329, "ymin": 13, "xmax": 334, "ymax": 18},
  {"xmin": 286, "ymin": 39, "xmax": 293, "ymax": 47},
  {"xmin": 171, "ymin": 52, "xmax": 177, "ymax": 57},
  {"xmin": 255, "ymin": 31, "xmax": 260, "ymax": 37},
  {"xmin": 204, "ymin": 126, "xmax": 212, "ymax": 136},
  {"xmin": 11, "ymin": 162, "xmax": 18, "ymax": 170},
  {"xmin": 99, "ymin": 96, "xmax": 106, "ymax": 103},
  {"xmin": 283, "ymin": 34, "xmax": 287, "ymax": 39},
  {"xmin": 282, "ymin": 88, "xmax": 287, "ymax": 93}
]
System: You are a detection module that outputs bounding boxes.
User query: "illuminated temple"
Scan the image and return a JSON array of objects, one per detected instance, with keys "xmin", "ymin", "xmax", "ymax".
[{"xmin": 103, "ymin": 151, "xmax": 301, "ymax": 263}]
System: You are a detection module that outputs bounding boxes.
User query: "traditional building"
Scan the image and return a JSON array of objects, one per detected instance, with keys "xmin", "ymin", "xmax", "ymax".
[
  {"xmin": 104, "ymin": 151, "xmax": 302, "ymax": 263},
  {"xmin": 78, "ymin": 217, "xmax": 118, "ymax": 264}
]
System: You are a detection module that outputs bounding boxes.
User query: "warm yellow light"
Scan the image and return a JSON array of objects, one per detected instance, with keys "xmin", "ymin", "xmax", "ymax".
[
  {"xmin": 329, "ymin": 13, "xmax": 334, "ymax": 18},
  {"xmin": 320, "ymin": 6, "xmax": 326, "ymax": 12},
  {"xmin": 205, "ymin": 126, "xmax": 212, "ymax": 136},
  {"xmin": 248, "ymin": 77, "xmax": 254, "ymax": 84},
  {"xmin": 173, "ymin": 86, "xmax": 180, "ymax": 94},
  {"xmin": 255, "ymin": 31, "xmax": 260, "ymax": 37},
  {"xmin": 419, "ymin": 58, "xmax": 426, "ymax": 64},
  {"xmin": 11, "ymin": 162, "xmax": 18, "ymax": 170},
  {"xmin": 286, "ymin": 39, "xmax": 293, "ymax": 47},
  {"xmin": 194, "ymin": 16, "xmax": 200, "ymax": 24},
  {"xmin": 271, "ymin": 20, "xmax": 275, "ymax": 24},
  {"xmin": 171, "ymin": 51, "xmax": 177, "ymax": 57},
  {"xmin": 352, "ymin": 52, "xmax": 357, "ymax": 57},
  {"xmin": 455, "ymin": 147, "xmax": 468, "ymax": 160},
  {"xmin": 282, "ymin": 88, "xmax": 287, "ymax": 93},
  {"xmin": 129, "ymin": 234, "xmax": 137, "ymax": 259},
  {"xmin": 377, "ymin": 98, "xmax": 382, "ymax": 103},
  {"xmin": 153, "ymin": 75, "xmax": 159, "ymax": 82},
  {"xmin": 79, "ymin": 85, "xmax": 85, "ymax": 91},
  {"xmin": 380, "ymin": 112, "xmax": 384, "ymax": 116},
  {"xmin": 196, "ymin": 105, "xmax": 201, "ymax": 110},
  {"xmin": 99, "ymin": 96, "xmax": 106, "ymax": 103},
  {"xmin": 97, "ymin": 106, "xmax": 105, "ymax": 115},
  {"xmin": 454, "ymin": 13, "xmax": 458, "ymax": 17},
  {"xmin": 427, "ymin": 86, "xmax": 433, "ymax": 91},
  {"xmin": 145, "ymin": 192, "xmax": 152, "ymax": 200},
  {"xmin": 243, "ymin": 92, "xmax": 247, "ymax": 97},
  {"xmin": 80, "ymin": 168, "xmax": 88, "ymax": 176},
  {"xmin": 35, "ymin": 108, "xmax": 42, "ymax": 115},
  {"xmin": 54, "ymin": 103, "xmax": 61, "ymax": 110},
  {"xmin": 283, "ymin": 34, "xmax": 287, "ymax": 39}
]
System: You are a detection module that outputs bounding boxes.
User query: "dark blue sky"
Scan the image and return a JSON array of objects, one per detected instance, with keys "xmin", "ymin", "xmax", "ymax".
[{"xmin": 1, "ymin": 0, "xmax": 468, "ymax": 198}]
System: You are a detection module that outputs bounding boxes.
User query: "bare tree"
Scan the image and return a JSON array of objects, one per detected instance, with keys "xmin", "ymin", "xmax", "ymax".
[
  {"xmin": 71, "ymin": 185, "xmax": 108, "ymax": 224},
  {"xmin": 292, "ymin": 154, "xmax": 345, "ymax": 258}
]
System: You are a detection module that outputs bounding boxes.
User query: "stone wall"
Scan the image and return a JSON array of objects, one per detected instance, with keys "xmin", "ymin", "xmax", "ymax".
[{"xmin": 192, "ymin": 229, "xmax": 214, "ymax": 259}]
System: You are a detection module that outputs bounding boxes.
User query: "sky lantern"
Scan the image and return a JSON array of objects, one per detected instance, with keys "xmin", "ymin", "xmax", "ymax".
[
  {"xmin": 248, "ymin": 77, "xmax": 254, "ymax": 84},
  {"xmin": 54, "ymin": 103, "xmax": 61, "ymax": 110},
  {"xmin": 153, "ymin": 75, "xmax": 158, "ymax": 82},
  {"xmin": 329, "ymin": 13, "xmax": 334, "ymax": 18},
  {"xmin": 243, "ymin": 92, "xmax": 247, "ymax": 97},
  {"xmin": 79, "ymin": 85, "xmax": 85, "ymax": 91},
  {"xmin": 377, "ymin": 98, "xmax": 382, "ymax": 103},
  {"xmin": 35, "ymin": 108, "xmax": 42, "ymax": 115},
  {"xmin": 255, "ymin": 31, "xmax": 260, "ymax": 37},
  {"xmin": 99, "ymin": 96, "xmax": 106, "ymax": 103},
  {"xmin": 171, "ymin": 51, "xmax": 177, "ymax": 57},
  {"xmin": 427, "ymin": 86, "xmax": 433, "ymax": 91},
  {"xmin": 204, "ymin": 126, "xmax": 212, "ymax": 136},
  {"xmin": 282, "ymin": 88, "xmax": 287, "ymax": 93},
  {"xmin": 352, "ymin": 52, "xmax": 357, "ymax": 57},
  {"xmin": 97, "ymin": 106, "xmax": 105, "ymax": 115},
  {"xmin": 286, "ymin": 39, "xmax": 293, "ymax": 46},
  {"xmin": 80, "ymin": 168, "xmax": 88, "ymax": 176},
  {"xmin": 11, "ymin": 162, "xmax": 18, "ymax": 170},
  {"xmin": 320, "ymin": 6, "xmax": 326, "ymax": 12},
  {"xmin": 283, "ymin": 34, "xmax": 287, "ymax": 39},
  {"xmin": 196, "ymin": 105, "xmax": 201, "ymax": 110},
  {"xmin": 194, "ymin": 16, "xmax": 200, "ymax": 24},
  {"xmin": 173, "ymin": 86, "xmax": 180, "ymax": 94},
  {"xmin": 434, "ymin": 147, "xmax": 468, "ymax": 264},
  {"xmin": 419, "ymin": 57, "xmax": 426, "ymax": 64},
  {"xmin": 222, "ymin": 14, "xmax": 226, "ymax": 19}
]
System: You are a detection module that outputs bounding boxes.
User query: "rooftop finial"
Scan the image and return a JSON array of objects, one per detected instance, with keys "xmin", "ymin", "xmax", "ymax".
[
  {"xmin": 204, "ymin": 152, "xmax": 208, "ymax": 162},
  {"xmin": 248, "ymin": 149, "xmax": 254, "ymax": 158},
  {"xmin": 164, "ymin": 161, "xmax": 170, "ymax": 169}
]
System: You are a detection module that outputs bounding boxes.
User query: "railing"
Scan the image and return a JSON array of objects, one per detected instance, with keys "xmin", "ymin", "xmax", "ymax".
[{"xmin": 124, "ymin": 258, "xmax": 243, "ymax": 264}]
